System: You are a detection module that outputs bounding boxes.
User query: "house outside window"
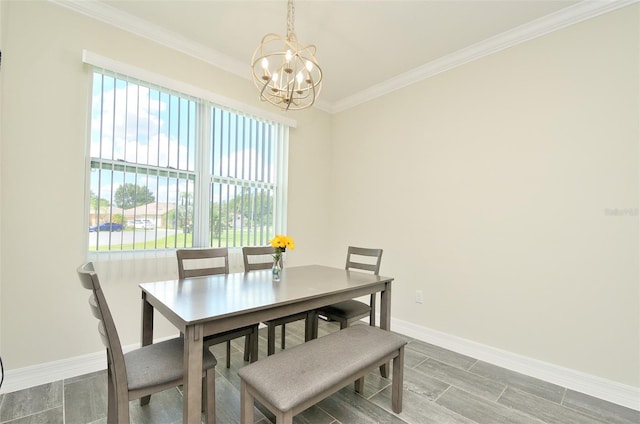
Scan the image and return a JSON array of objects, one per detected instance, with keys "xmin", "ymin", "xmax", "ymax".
[{"xmin": 87, "ymin": 69, "xmax": 288, "ymax": 252}]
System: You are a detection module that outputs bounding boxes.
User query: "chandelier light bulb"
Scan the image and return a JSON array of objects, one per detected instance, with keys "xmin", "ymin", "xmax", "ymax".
[
  {"xmin": 296, "ymin": 71, "xmax": 304, "ymax": 93},
  {"xmin": 284, "ymin": 49, "xmax": 293, "ymax": 74},
  {"xmin": 261, "ymin": 58, "xmax": 270, "ymax": 80}
]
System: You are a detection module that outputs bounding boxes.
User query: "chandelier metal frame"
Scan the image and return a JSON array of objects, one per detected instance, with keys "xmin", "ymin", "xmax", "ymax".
[{"xmin": 251, "ymin": 0, "xmax": 323, "ymax": 111}]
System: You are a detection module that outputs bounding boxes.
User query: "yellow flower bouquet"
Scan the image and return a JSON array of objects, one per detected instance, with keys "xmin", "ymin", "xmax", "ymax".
[
  {"xmin": 269, "ymin": 234, "xmax": 295, "ymax": 260},
  {"xmin": 269, "ymin": 234, "xmax": 295, "ymax": 280}
]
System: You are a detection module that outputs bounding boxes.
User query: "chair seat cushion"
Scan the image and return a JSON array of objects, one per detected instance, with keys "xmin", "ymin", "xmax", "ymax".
[
  {"xmin": 125, "ymin": 337, "xmax": 217, "ymax": 391},
  {"xmin": 318, "ymin": 299, "xmax": 371, "ymax": 320},
  {"xmin": 238, "ymin": 325, "xmax": 405, "ymax": 412}
]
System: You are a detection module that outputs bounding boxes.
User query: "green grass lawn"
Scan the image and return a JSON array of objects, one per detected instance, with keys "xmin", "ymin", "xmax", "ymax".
[{"xmin": 89, "ymin": 228, "xmax": 272, "ymax": 251}]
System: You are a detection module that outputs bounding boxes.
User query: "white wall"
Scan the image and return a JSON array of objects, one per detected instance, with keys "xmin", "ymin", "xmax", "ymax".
[
  {"xmin": 0, "ymin": 0, "xmax": 330, "ymax": 370},
  {"xmin": 330, "ymin": 5, "xmax": 639, "ymax": 388}
]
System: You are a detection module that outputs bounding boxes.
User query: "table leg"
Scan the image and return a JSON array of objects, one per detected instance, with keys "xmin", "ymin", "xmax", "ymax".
[
  {"xmin": 183, "ymin": 324, "xmax": 204, "ymax": 424},
  {"xmin": 305, "ymin": 310, "xmax": 317, "ymax": 341},
  {"xmin": 140, "ymin": 293, "xmax": 154, "ymax": 405},
  {"xmin": 379, "ymin": 281, "xmax": 391, "ymax": 378},
  {"xmin": 141, "ymin": 292, "xmax": 154, "ymax": 347}
]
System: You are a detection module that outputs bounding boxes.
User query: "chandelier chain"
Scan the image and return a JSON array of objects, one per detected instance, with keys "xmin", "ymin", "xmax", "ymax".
[{"xmin": 286, "ymin": 0, "xmax": 295, "ymax": 38}]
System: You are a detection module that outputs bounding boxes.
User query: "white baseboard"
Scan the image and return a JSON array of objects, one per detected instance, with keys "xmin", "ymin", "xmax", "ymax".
[
  {"xmin": 1, "ymin": 350, "xmax": 107, "ymax": 394},
  {"xmin": 2, "ymin": 321, "xmax": 639, "ymax": 412},
  {"xmin": 0, "ymin": 338, "xmax": 170, "ymax": 395},
  {"xmin": 391, "ymin": 317, "xmax": 640, "ymax": 411}
]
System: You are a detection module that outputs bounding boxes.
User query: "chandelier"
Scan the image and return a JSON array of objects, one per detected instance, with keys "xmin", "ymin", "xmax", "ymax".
[{"xmin": 251, "ymin": 0, "xmax": 323, "ymax": 111}]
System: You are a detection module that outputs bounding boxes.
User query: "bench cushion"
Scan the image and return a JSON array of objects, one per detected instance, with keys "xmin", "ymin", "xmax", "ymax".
[{"xmin": 237, "ymin": 325, "xmax": 406, "ymax": 411}]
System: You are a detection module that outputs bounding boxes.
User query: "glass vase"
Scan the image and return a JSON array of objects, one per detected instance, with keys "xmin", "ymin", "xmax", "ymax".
[{"xmin": 272, "ymin": 261, "xmax": 282, "ymax": 281}]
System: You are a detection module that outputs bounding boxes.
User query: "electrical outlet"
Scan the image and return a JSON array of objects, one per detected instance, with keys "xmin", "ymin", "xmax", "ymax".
[{"xmin": 415, "ymin": 290, "xmax": 424, "ymax": 304}]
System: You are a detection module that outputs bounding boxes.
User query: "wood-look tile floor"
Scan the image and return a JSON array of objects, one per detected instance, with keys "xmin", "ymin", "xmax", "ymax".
[{"xmin": 0, "ymin": 320, "xmax": 638, "ymax": 424}]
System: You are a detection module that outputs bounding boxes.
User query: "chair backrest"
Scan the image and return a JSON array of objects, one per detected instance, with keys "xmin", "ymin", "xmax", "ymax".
[
  {"xmin": 242, "ymin": 246, "xmax": 277, "ymax": 271},
  {"xmin": 177, "ymin": 247, "xmax": 229, "ymax": 278},
  {"xmin": 345, "ymin": 246, "xmax": 383, "ymax": 275},
  {"xmin": 77, "ymin": 262, "xmax": 129, "ymax": 401}
]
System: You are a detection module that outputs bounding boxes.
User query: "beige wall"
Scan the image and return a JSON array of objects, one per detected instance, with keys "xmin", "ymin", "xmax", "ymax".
[
  {"xmin": 0, "ymin": 0, "xmax": 5, "ymax": 358},
  {"xmin": 331, "ymin": 5, "xmax": 639, "ymax": 387},
  {"xmin": 0, "ymin": 0, "xmax": 637, "ymax": 392},
  {"xmin": 0, "ymin": 1, "xmax": 330, "ymax": 368}
]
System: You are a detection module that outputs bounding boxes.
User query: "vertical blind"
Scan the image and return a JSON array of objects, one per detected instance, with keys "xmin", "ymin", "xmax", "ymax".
[{"xmin": 88, "ymin": 68, "xmax": 288, "ymax": 252}]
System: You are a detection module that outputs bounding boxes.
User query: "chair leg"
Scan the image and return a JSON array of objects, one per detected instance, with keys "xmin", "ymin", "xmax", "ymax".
[
  {"xmin": 106, "ymin": 358, "xmax": 131, "ymax": 424},
  {"xmin": 339, "ymin": 318, "xmax": 348, "ymax": 330},
  {"xmin": 226, "ymin": 341, "xmax": 231, "ymax": 368},
  {"xmin": 312, "ymin": 312, "xmax": 319, "ymax": 340},
  {"xmin": 281, "ymin": 324, "xmax": 286, "ymax": 349},
  {"xmin": 243, "ymin": 335, "xmax": 251, "ymax": 362},
  {"xmin": 137, "ymin": 358, "xmax": 151, "ymax": 407},
  {"xmin": 250, "ymin": 327, "xmax": 259, "ymax": 362},
  {"xmin": 106, "ymin": 363, "xmax": 117, "ymax": 423},
  {"xmin": 267, "ymin": 323, "xmax": 276, "ymax": 355},
  {"xmin": 240, "ymin": 380, "xmax": 254, "ymax": 424},
  {"xmin": 370, "ymin": 293, "xmax": 377, "ymax": 326},
  {"xmin": 305, "ymin": 311, "xmax": 316, "ymax": 341}
]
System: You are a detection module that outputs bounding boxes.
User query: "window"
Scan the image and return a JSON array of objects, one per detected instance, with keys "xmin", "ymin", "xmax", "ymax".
[{"xmin": 88, "ymin": 69, "xmax": 288, "ymax": 252}]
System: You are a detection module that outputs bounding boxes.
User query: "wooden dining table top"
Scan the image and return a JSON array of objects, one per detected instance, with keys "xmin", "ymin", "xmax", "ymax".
[{"xmin": 139, "ymin": 264, "xmax": 394, "ymax": 327}]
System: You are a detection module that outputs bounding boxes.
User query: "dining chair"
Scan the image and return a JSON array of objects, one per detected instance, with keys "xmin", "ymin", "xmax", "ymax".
[
  {"xmin": 177, "ymin": 248, "xmax": 259, "ymax": 368},
  {"xmin": 315, "ymin": 246, "xmax": 384, "ymax": 331},
  {"xmin": 77, "ymin": 262, "xmax": 217, "ymax": 424},
  {"xmin": 242, "ymin": 246, "xmax": 313, "ymax": 356}
]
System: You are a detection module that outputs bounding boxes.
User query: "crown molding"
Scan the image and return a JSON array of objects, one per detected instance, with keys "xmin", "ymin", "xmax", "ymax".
[
  {"xmin": 50, "ymin": 0, "xmax": 638, "ymax": 115},
  {"xmin": 49, "ymin": 0, "xmax": 251, "ymax": 80}
]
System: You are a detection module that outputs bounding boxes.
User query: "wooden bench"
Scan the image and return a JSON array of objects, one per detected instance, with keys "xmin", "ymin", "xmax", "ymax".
[{"xmin": 237, "ymin": 325, "xmax": 406, "ymax": 424}]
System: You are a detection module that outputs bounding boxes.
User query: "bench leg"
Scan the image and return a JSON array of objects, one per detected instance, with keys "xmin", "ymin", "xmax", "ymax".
[
  {"xmin": 240, "ymin": 380, "xmax": 254, "ymax": 424},
  {"xmin": 379, "ymin": 363, "xmax": 389, "ymax": 378},
  {"xmin": 391, "ymin": 346, "xmax": 404, "ymax": 414},
  {"xmin": 275, "ymin": 410, "xmax": 294, "ymax": 424},
  {"xmin": 354, "ymin": 376, "xmax": 365, "ymax": 394}
]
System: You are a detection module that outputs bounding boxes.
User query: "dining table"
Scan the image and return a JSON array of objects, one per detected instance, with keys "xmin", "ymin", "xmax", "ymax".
[{"xmin": 139, "ymin": 264, "xmax": 394, "ymax": 424}]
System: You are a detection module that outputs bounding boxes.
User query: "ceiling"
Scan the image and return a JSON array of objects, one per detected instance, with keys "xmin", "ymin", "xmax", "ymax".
[{"xmin": 56, "ymin": 0, "xmax": 633, "ymax": 113}]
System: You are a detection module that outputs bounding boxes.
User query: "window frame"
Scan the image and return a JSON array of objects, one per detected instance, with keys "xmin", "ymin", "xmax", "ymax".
[{"xmin": 84, "ymin": 52, "xmax": 293, "ymax": 256}]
